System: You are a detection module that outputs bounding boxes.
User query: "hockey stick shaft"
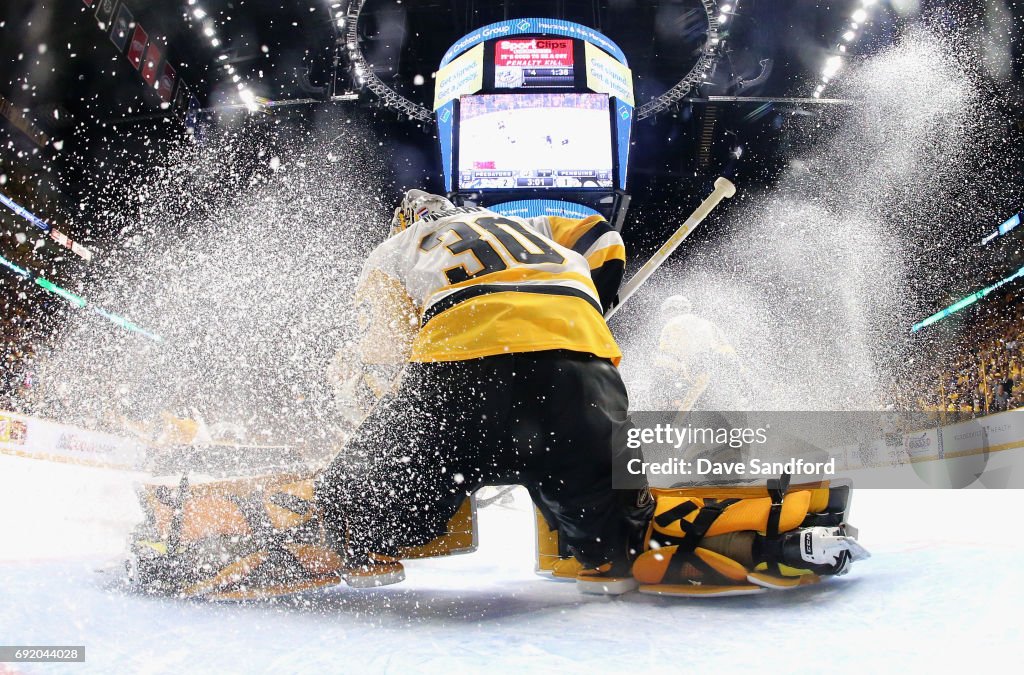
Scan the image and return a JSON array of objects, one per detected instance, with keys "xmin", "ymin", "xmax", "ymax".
[{"xmin": 604, "ymin": 177, "xmax": 736, "ymax": 320}]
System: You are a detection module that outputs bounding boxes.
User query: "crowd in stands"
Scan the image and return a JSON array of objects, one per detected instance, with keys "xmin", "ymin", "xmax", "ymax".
[
  {"xmin": 918, "ymin": 293, "xmax": 1024, "ymax": 418},
  {"xmin": 0, "ymin": 289, "xmax": 39, "ymax": 412}
]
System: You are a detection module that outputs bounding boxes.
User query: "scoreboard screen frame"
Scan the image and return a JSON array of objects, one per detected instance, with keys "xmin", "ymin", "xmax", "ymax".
[{"xmin": 452, "ymin": 92, "xmax": 620, "ymax": 192}]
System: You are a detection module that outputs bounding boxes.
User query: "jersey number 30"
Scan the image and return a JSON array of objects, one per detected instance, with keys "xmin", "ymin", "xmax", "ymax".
[{"xmin": 419, "ymin": 216, "xmax": 565, "ymax": 284}]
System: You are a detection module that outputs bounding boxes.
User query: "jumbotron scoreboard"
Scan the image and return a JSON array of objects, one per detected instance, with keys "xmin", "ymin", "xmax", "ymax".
[{"xmin": 434, "ymin": 19, "xmax": 635, "ymax": 227}]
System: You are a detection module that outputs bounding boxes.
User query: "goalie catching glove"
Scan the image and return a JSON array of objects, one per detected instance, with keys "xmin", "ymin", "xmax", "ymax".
[{"xmin": 632, "ymin": 476, "xmax": 869, "ymax": 597}]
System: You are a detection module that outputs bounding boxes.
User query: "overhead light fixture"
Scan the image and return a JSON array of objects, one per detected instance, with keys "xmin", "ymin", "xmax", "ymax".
[
  {"xmin": 843, "ymin": 30, "xmax": 856, "ymax": 42},
  {"xmin": 822, "ymin": 55, "xmax": 843, "ymax": 78},
  {"xmin": 852, "ymin": 8, "xmax": 868, "ymax": 23}
]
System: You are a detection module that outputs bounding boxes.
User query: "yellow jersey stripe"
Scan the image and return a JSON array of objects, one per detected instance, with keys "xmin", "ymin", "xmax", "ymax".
[
  {"xmin": 546, "ymin": 215, "xmax": 609, "ymax": 250},
  {"xmin": 439, "ymin": 267, "xmax": 599, "ymax": 294},
  {"xmin": 411, "ymin": 292, "xmax": 621, "ymax": 365},
  {"xmin": 586, "ymin": 244, "xmax": 626, "ymax": 270}
]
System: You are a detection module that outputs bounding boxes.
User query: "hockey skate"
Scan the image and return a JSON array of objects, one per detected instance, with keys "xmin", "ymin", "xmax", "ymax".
[
  {"xmin": 632, "ymin": 476, "xmax": 869, "ymax": 597},
  {"xmin": 534, "ymin": 505, "xmax": 638, "ymax": 595},
  {"xmin": 125, "ymin": 472, "xmax": 477, "ymax": 600}
]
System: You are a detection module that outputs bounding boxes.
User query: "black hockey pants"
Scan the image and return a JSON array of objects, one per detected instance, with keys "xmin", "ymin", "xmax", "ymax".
[{"xmin": 315, "ymin": 350, "xmax": 652, "ymax": 569}]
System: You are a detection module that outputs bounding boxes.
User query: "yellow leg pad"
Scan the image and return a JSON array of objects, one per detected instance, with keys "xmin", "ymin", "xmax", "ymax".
[
  {"xmin": 651, "ymin": 492, "xmax": 812, "ymax": 540},
  {"xmin": 535, "ymin": 506, "xmax": 562, "ymax": 573},
  {"xmin": 398, "ymin": 497, "xmax": 478, "ymax": 559},
  {"xmin": 651, "ymin": 484, "xmax": 833, "ymax": 519},
  {"xmin": 550, "ymin": 557, "xmax": 583, "ymax": 580},
  {"xmin": 638, "ymin": 584, "xmax": 766, "ymax": 598},
  {"xmin": 180, "ymin": 497, "xmax": 252, "ymax": 540},
  {"xmin": 694, "ymin": 547, "xmax": 750, "ymax": 582},
  {"xmin": 143, "ymin": 473, "xmax": 314, "ymax": 541},
  {"xmin": 650, "ymin": 482, "xmax": 830, "ymax": 502},
  {"xmin": 747, "ymin": 571, "xmax": 821, "ymax": 590},
  {"xmin": 633, "ymin": 546, "xmax": 674, "ymax": 584},
  {"xmin": 807, "ymin": 486, "xmax": 831, "ymax": 513},
  {"xmin": 283, "ymin": 543, "xmax": 346, "ymax": 576},
  {"xmin": 633, "ymin": 546, "xmax": 749, "ymax": 585},
  {"xmin": 181, "ymin": 551, "xmax": 267, "ymax": 598}
]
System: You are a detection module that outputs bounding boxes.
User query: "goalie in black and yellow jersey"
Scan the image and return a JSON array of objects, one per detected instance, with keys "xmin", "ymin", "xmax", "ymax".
[
  {"xmin": 316, "ymin": 189, "xmax": 651, "ymax": 593},
  {"xmin": 124, "ymin": 190, "xmax": 869, "ymax": 600}
]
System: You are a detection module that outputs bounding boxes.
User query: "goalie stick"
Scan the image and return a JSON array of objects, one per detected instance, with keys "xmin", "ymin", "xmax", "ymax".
[{"xmin": 604, "ymin": 177, "xmax": 736, "ymax": 320}]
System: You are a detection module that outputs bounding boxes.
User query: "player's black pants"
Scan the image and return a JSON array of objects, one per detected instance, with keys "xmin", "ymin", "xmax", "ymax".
[{"xmin": 315, "ymin": 350, "xmax": 652, "ymax": 569}]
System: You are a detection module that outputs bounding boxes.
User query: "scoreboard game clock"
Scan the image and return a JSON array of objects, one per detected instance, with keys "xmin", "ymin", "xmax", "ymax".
[{"xmin": 494, "ymin": 38, "xmax": 576, "ymax": 89}]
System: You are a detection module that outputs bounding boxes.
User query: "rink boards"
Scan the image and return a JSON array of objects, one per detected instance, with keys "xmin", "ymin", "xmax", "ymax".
[{"xmin": 4, "ymin": 407, "xmax": 1024, "ymax": 487}]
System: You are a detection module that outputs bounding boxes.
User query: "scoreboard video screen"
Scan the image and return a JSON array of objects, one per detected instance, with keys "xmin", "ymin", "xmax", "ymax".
[
  {"xmin": 457, "ymin": 93, "xmax": 614, "ymax": 190},
  {"xmin": 494, "ymin": 38, "xmax": 575, "ymax": 89}
]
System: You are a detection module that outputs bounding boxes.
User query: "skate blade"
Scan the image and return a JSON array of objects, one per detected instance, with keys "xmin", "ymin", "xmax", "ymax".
[
  {"xmin": 576, "ymin": 576, "xmax": 639, "ymax": 595},
  {"xmin": 638, "ymin": 583, "xmax": 766, "ymax": 598},
  {"xmin": 342, "ymin": 568, "xmax": 406, "ymax": 589}
]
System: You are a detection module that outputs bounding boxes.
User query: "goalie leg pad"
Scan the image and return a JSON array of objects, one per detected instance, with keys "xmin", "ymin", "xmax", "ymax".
[
  {"xmin": 127, "ymin": 474, "xmax": 478, "ymax": 599},
  {"xmin": 632, "ymin": 479, "xmax": 867, "ymax": 595}
]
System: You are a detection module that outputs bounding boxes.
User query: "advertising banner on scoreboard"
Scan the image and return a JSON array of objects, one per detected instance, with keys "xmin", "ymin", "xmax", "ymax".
[
  {"xmin": 94, "ymin": 0, "xmax": 117, "ymax": 27},
  {"xmin": 494, "ymin": 38, "xmax": 575, "ymax": 89},
  {"xmin": 158, "ymin": 62, "xmax": 177, "ymax": 103},
  {"xmin": 109, "ymin": 3, "xmax": 133, "ymax": 52},
  {"xmin": 141, "ymin": 43, "xmax": 161, "ymax": 87},
  {"xmin": 126, "ymin": 24, "xmax": 148, "ymax": 70},
  {"xmin": 585, "ymin": 42, "xmax": 634, "ymax": 106},
  {"xmin": 434, "ymin": 43, "xmax": 484, "ymax": 111}
]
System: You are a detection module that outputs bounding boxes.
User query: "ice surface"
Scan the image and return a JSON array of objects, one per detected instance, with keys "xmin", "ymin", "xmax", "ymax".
[{"xmin": 0, "ymin": 453, "xmax": 1020, "ymax": 674}]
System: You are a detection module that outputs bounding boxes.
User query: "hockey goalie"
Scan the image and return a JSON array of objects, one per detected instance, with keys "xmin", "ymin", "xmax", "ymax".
[{"xmin": 125, "ymin": 189, "xmax": 867, "ymax": 600}]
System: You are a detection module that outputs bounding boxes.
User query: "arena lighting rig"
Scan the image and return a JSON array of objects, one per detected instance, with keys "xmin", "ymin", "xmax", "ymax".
[
  {"xmin": 183, "ymin": 0, "xmax": 258, "ymax": 111},
  {"xmin": 340, "ymin": 0, "xmax": 727, "ymax": 123},
  {"xmin": 814, "ymin": 0, "xmax": 883, "ymax": 98}
]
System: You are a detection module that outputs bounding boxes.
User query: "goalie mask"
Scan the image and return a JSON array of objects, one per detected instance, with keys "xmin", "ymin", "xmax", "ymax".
[{"xmin": 390, "ymin": 189, "xmax": 455, "ymax": 236}]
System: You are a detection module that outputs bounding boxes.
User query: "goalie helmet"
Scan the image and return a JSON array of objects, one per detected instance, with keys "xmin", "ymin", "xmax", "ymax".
[
  {"xmin": 660, "ymin": 294, "xmax": 693, "ymax": 317},
  {"xmin": 390, "ymin": 189, "xmax": 455, "ymax": 236}
]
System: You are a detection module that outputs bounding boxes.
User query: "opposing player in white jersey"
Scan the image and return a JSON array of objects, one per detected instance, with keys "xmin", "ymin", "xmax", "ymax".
[{"xmin": 315, "ymin": 189, "xmax": 652, "ymax": 592}]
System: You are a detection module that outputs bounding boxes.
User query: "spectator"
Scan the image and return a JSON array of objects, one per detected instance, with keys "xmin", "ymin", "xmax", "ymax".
[{"xmin": 991, "ymin": 382, "xmax": 1010, "ymax": 413}]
